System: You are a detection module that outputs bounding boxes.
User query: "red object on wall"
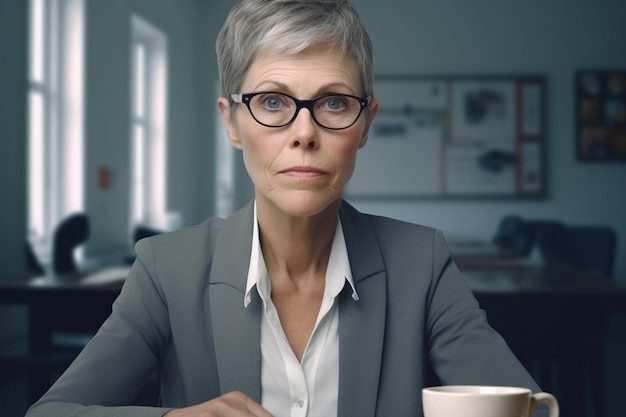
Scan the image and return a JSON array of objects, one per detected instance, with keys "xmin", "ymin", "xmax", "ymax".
[{"xmin": 99, "ymin": 167, "xmax": 111, "ymax": 189}]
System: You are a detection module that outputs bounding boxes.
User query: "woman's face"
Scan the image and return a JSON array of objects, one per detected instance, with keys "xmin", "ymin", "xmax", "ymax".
[{"xmin": 218, "ymin": 48, "xmax": 378, "ymax": 218}]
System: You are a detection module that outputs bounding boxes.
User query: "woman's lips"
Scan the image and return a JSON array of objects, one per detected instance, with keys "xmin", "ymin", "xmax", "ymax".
[{"xmin": 280, "ymin": 166, "xmax": 326, "ymax": 178}]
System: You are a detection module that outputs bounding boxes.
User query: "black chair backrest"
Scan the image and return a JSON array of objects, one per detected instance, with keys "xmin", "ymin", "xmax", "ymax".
[
  {"xmin": 53, "ymin": 213, "xmax": 90, "ymax": 274},
  {"xmin": 492, "ymin": 215, "xmax": 570, "ymax": 258},
  {"xmin": 133, "ymin": 225, "xmax": 163, "ymax": 243},
  {"xmin": 492, "ymin": 215, "xmax": 534, "ymax": 256},
  {"xmin": 538, "ymin": 224, "xmax": 617, "ymax": 278},
  {"xmin": 525, "ymin": 219, "xmax": 565, "ymax": 249}
]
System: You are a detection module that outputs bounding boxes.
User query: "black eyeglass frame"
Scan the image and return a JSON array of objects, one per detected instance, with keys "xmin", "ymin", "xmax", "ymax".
[{"xmin": 230, "ymin": 91, "xmax": 371, "ymax": 130}]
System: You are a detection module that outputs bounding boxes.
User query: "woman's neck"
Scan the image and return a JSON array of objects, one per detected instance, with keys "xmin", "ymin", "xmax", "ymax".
[{"xmin": 256, "ymin": 200, "xmax": 340, "ymax": 288}]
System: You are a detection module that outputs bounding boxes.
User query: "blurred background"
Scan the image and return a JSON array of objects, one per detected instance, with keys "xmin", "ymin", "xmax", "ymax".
[{"xmin": 1, "ymin": 0, "xmax": 625, "ymax": 416}]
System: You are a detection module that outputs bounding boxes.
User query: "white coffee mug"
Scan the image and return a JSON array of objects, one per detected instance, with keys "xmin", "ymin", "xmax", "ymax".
[{"xmin": 422, "ymin": 385, "xmax": 559, "ymax": 417}]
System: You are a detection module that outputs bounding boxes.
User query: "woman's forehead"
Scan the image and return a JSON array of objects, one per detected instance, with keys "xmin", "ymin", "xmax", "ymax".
[{"xmin": 242, "ymin": 48, "xmax": 360, "ymax": 92}]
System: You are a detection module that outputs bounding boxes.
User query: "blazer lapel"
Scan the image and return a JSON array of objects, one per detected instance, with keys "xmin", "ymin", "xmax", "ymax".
[
  {"xmin": 208, "ymin": 202, "xmax": 263, "ymax": 402},
  {"xmin": 337, "ymin": 201, "xmax": 387, "ymax": 417}
]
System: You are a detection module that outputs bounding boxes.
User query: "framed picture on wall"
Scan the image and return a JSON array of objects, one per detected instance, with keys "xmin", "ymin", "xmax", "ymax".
[{"xmin": 576, "ymin": 70, "xmax": 626, "ymax": 162}]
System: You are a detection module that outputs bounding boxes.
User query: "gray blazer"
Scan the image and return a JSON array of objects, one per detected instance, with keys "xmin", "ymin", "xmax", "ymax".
[{"xmin": 27, "ymin": 200, "xmax": 540, "ymax": 417}]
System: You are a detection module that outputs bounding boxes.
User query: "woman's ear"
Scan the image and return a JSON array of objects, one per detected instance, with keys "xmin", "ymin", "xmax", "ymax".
[
  {"xmin": 358, "ymin": 96, "xmax": 379, "ymax": 149},
  {"xmin": 217, "ymin": 97, "xmax": 243, "ymax": 150}
]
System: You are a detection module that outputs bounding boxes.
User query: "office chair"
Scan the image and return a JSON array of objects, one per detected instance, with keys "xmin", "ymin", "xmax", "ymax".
[
  {"xmin": 52, "ymin": 213, "xmax": 90, "ymax": 274},
  {"xmin": 492, "ymin": 215, "xmax": 534, "ymax": 256},
  {"xmin": 538, "ymin": 224, "xmax": 616, "ymax": 278},
  {"xmin": 123, "ymin": 225, "xmax": 164, "ymax": 265},
  {"xmin": 492, "ymin": 215, "xmax": 564, "ymax": 258},
  {"xmin": 537, "ymin": 223, "xmax": 617, "ymax": 417}
]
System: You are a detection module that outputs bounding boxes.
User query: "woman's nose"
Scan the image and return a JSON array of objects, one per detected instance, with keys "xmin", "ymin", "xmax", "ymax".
[{"xmin": 290, "ymin": 108, "xmax": 320, "ymax": 149}]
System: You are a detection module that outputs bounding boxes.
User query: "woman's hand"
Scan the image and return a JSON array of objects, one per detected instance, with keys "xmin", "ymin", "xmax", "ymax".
[{"xmin": 163, "ymin": 391, "xmax": 273, "ymax": 417}]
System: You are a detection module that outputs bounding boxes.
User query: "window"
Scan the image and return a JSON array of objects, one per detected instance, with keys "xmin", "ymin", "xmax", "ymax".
[
  {"xmin": 130, "ymin": 15, "xmax": 168, "ymax": 232},
  {"xmin": 27, "ymin": 0, "xmax": 85, "ymax": 263}
]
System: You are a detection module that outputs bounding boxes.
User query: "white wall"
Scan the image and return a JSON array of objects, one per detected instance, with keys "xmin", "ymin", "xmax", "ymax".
[{"xmin": 339, "ymin": 0, "xmax": 626, "ymax": 280}]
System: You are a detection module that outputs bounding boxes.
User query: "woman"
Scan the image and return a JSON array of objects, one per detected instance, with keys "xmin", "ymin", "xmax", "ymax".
[{"xmin": 26, "ymin": 1, "xmax": 543, "ymax": 416}]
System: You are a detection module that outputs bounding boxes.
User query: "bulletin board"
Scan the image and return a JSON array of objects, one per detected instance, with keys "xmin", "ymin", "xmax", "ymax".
[{"xmin": 345, "ymin": 75, "xmax": 546, "ymax": 198}]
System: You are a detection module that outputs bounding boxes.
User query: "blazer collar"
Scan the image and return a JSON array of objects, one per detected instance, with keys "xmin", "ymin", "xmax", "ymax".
[
  {"xmin": 209, "ymin": 200, "xmax": 387, "ymax": 415},
  {"xmin": 209, "ymin": 200, "xmax": 255, "ymax": 291}
]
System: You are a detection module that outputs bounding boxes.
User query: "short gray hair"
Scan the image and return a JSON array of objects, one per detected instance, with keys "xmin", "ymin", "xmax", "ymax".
[{"xmin": 216, "ymin": 0, "xmax": 374, "ymax": 100}]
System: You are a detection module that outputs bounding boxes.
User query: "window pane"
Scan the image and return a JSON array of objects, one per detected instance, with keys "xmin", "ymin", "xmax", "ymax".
[
  {"xmin": 133, "ymin": 124, "xmax": 145, "ymax": 223},
  {"xmin": 134, "ymin": 44, "xmax": 145, "ymax": 118},
  {"xmin": 63, "ymin": 0, "xmax": 85, "ymax": 215},
  {"xmin": 28, "ymin": 92, "xmax": 45, "ymax": 238},
  {"xmin": 30, "ymin": 0, "xmax": 45, "ymax": 83}
]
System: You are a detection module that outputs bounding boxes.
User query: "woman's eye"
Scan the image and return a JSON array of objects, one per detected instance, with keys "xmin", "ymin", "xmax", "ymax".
[
  {"xmin": 261, "ymin": 95, "xmax": 285, "ymax": 109},
  {"xmin": 266, "ymin": 98, "xmax": 280, "ymax": 108},
  {"xmin": 322, "ymin": 96, "xmax": 347, "ymax": 110}
]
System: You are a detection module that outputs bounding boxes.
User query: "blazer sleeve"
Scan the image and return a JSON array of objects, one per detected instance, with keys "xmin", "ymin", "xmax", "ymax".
[
  {"xmin": 25, "ymin": 238, "xmax": 174, "ymax": 417},
  {"xmin": 425, "ymin": 229, "xmax": 542, "ymax": 391}
]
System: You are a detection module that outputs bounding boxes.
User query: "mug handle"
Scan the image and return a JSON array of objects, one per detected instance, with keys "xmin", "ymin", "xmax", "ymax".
[{"xmin": 529, "ymin": 392, "xmax": 559, "ymax": 417}]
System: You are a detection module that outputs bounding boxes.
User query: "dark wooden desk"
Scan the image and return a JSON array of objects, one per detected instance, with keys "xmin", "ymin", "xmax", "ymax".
[
  {"xmin": 457, "ymin": 258, "xmax": 626, "ymax": 417},
  {"xmin": 8, "ymin": 260, "xmax": 623, "ymax": 341},
  {"xmin": 0, "ymin": 268, "xmax": 127, "ymax": 403},
  {"xmin": 2, "ymin": 261, "xmax": 625, "ymax": 356},
  {"xmin": 0, "ymin": 268, "xmax": 127, "ymax": 356},
  {"xmin": 459, "ymin": 257, "xmax": 626, "ymax": 298}
]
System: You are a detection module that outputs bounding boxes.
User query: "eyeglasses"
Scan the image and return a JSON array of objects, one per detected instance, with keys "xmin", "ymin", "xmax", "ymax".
[{"xmin": 231, "ymin": 91, "xmax": 370, "ymax": 130}]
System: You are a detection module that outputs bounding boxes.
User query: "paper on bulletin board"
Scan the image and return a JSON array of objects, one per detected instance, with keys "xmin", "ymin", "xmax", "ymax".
[
  {"xmin": 348, "ymin": 113, "xmax": 444, "ymax": 196},
  {"xmin": 373, "ymin": 79, "xmax": 448, "ymax": 109},
  {"xmin": 451, "ymin": 81, "xmax": 516, "ymax": 143},
  {"xmin": 346, "ymin": 80, "xmax": 447, "ymax": 196},
  {"xmin": 444, "ymin": 144, "xmax": 516, "ymax": 195}
]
